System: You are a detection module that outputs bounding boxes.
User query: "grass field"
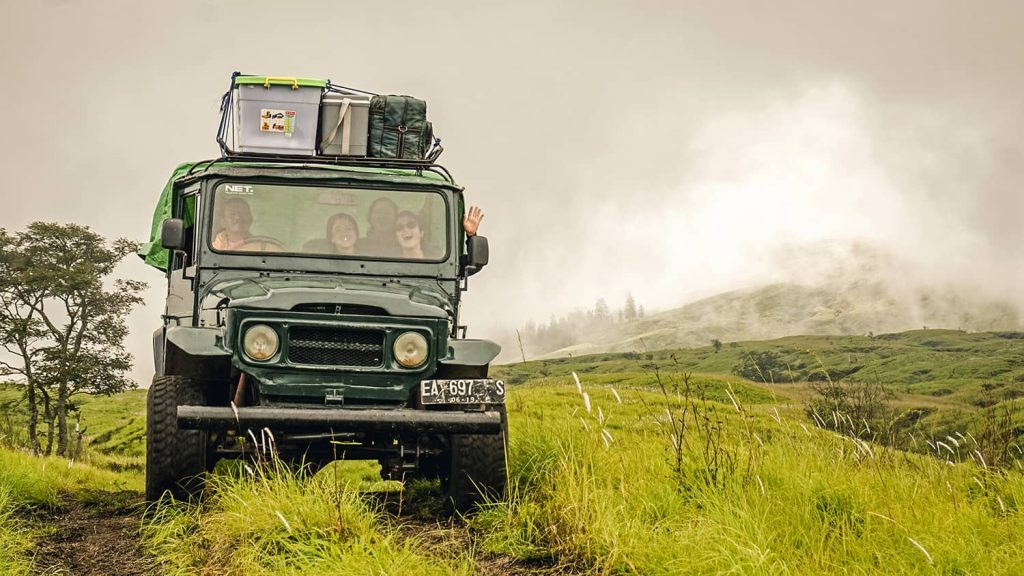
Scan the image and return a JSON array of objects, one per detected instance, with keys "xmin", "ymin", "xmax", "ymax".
[
  {"xmin": 478, "ymin": 380, "xmax": 1024, "ymax": 573},
  {"xmin": 1, "ymin": 329, "xmax": 1023, "ymax": 574}
]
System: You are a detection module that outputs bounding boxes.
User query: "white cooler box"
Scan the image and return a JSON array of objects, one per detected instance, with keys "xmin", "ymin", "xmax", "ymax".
[
  {"xmin": 233, "ymin": 76, "xmax": 326, "ymax": 155},
  {"xmin": 319, "ymin": 94, "xmax": 370, "ymax": 156}
]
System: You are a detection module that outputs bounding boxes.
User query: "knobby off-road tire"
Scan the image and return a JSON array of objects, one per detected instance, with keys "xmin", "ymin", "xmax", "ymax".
[
  {"xmin": 146, "ymin": 375, "xmax": 208, "ymax": 503},
  {"xmin": 447, "ymin": 406, "xmax": 508, "ymax": 514}
]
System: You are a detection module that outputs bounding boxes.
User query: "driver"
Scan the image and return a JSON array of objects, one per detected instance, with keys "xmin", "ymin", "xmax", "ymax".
[{"xmin": 212, "ymin": 197, "xmax": 283, "ymax": 252}]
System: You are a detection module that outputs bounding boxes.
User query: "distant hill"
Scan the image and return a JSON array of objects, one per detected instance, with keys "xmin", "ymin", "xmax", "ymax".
[
  {"xmin": 505, "ymin": 242, "xmax": 1022, "ymax": 362},
  {"xmin": 533, "ymin": 280, "xmax": 1021, "ymax": 360}
]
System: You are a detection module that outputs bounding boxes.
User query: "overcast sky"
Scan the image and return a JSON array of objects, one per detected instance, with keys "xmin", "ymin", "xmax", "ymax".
[{"xmin": 2, "ymin": 0, "xmax": 1022, "ymax": 383}]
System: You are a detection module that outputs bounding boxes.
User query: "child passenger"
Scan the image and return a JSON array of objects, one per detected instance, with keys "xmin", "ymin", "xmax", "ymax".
[{"xmin": 302, "ymin": 213, "xmax": 359, "ymax": 255}]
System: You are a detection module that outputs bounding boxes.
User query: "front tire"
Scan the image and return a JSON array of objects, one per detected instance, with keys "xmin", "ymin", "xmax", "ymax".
[
  {"xmin": 145, "ymin": 375, "xmax": 208, "ymax": 503},
  {"xmin": 446, "ymin": 406, "xmax": 508, "ymax": 513}
]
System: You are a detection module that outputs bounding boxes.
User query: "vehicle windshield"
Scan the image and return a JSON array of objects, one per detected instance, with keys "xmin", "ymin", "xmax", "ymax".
[{"xmin": 209, "ymin": 183, "xmax": 448, "ymax": 261}]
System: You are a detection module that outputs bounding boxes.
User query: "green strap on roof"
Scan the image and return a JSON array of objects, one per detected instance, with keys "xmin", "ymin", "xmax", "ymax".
[{"xmin": 234, "ymin": 76, "xmax": 327, "ymax": 89}]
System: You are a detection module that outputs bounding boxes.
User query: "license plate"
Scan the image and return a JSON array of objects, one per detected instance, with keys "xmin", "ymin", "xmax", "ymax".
[{"xmin": 420, "ymin": 379, "xmax": 505, "ymax": 405}]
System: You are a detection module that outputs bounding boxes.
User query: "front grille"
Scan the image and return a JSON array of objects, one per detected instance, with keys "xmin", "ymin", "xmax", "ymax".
[{"xmin": 288, "ymin": 327, "xmax": 385, "ymax": 367}]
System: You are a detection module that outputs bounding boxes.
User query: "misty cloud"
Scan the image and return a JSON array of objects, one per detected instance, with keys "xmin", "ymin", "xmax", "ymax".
[{"xmin": 486, "ymin": 80, "xmax": 1023, "ymax": 332}]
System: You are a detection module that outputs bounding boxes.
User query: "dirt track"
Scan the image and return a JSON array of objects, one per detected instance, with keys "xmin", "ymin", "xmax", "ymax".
[
  {"xmin": 27, "ymin": 491, "xmax": 151, "ymax": 576},
  {"xmin": 23, "ymin": 489, "xmax": 547, "ymax": 575}
]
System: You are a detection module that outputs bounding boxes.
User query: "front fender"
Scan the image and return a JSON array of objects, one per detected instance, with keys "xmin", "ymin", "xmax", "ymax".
[
  {"xmin": 166, "ymin": 326, "xmax": 228, "ymax": 356},
  {"xmin": 163, "ymin": 325, "xmax": 231, "ymax": 380},
  {"xmin": 441, "ymin": 339, "xmax": 501, "ymax": 367}
]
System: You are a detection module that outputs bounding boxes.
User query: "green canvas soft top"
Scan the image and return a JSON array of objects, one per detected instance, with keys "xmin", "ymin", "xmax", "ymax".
[{"xmin": 138, "ymin": 160, "xmax": 459, "ymax": 271}]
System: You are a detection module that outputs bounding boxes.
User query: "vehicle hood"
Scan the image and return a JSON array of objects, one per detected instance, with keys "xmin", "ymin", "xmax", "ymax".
[{"xmin": 202, "ymin": 275, "xmax": 451, "ymax": 319}]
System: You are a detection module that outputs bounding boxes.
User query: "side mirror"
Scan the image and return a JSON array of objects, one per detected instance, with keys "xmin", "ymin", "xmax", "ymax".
[
  {"xmin": 464, "ymin": 235, "xmax": 489, "ymax": 276},
  {"xmin": 161, "ymin": 218, "xmax": 186, "ymax": 250}
]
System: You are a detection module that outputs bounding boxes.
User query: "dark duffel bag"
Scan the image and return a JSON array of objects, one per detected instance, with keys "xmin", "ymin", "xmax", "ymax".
[{"xmin": 368, "ymin": 95, "xmax": 433, "ymax": 159}]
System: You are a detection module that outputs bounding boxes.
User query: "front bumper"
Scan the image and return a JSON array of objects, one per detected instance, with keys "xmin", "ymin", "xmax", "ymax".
[{"xmin": 177, "ymin": 405, "xmax": 502, "ymax": 433}]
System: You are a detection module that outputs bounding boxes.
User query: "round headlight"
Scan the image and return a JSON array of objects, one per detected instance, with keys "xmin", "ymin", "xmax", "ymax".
[
  {"xmin": 393, "ymin": 331, "xmax": 428, "ymax": 368},
  {"xmin": 242, "ymin": 324, "xmax": 279, "ymax": 361}
]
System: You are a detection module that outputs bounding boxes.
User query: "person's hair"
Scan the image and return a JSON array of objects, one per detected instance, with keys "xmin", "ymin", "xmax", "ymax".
[
  {"xmin": 394, "ymin": 210, "xmax": 421, "ymax": 230},
  {"xmin": 368, "ymin": 197, "xmax": 399, "ymax": 229},
  {"xmin": 326, "ymin": 212, "xmax": 359, "ymax": 239},
  {"xmin": 216, "ymin": 196, "xmax": 253, "ymax": 232}
]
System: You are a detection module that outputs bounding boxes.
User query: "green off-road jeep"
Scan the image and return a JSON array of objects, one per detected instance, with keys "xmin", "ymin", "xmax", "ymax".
[{"xmin": 140, "ymin": 158, "xmax": 504, "ymax": 511}]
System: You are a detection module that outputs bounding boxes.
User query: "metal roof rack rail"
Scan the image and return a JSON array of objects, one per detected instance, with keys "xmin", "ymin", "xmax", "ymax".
[{"xmin": 208, "ymin": 152, "xmax": 455, "ymax": 183}]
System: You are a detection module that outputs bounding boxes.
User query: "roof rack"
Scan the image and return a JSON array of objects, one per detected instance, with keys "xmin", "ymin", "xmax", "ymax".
[{"xmin": 194, "ymin": 153, "xmax": 456, "ymax": 184}]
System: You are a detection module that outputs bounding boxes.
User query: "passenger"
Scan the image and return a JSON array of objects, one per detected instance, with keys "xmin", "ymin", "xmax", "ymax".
[
  {"xmin": 356, "ymin": 198, "xmax": 485, "ymax": 259},
  {"xmin": 463, "ymin": 205, "xmax": 484, "ymax": 237},
  {"xmin": 355, "ymin": 198, "xmax": 400, "ymax": 256},
  {"xmin": 394, "ymin": 205, "xmax": 485, "ymax": 259},
  {"xmin": 211, "ymin": 197, "xmax": 283, "ymax": 252},
  {"xmin": 395, "ymin": 210, "xmax": 430, "ymax": 259},
  {"xmin": 302, "ymin": 213, "xmax": 359, "ymax": 255}
]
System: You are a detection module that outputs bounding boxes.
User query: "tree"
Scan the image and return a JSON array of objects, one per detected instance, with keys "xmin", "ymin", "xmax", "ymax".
[
  {"xmin": 593, "ymin": 298, "xmax": 611, "ymax": 324},
  {"xmin": 732, "ymin": 351, "xmax": 794, "ymax": 383},
  {"xmin": 0, "ymin": 222, "xmax": 145, "ymax": 457},
  {"xmin": 711, "ymin": 339, "xmax": 723, "ymax": 354},
  {"xmin": 623, "ymin": 292, "xmax": 638, "ymax": 322}
]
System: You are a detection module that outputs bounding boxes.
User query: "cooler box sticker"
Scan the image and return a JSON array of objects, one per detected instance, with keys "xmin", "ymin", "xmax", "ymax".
[{"xmin": 260, "ymin": 109, "xmax": 296, "ymax": 136}]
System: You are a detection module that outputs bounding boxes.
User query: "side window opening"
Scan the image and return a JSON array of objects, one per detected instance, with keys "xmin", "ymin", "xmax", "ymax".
[{"xmin": 170, "ymin": 193, "xmax": 199, "ymax": 270}]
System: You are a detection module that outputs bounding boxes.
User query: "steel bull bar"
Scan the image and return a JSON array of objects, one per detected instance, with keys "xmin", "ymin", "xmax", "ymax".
[{"xmin": 177, "ymin": 406, "xmax": 502, "ymax": 433}]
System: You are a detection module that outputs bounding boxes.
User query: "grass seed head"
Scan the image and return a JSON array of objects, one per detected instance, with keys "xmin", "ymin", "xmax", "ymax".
[
  {"xmin": 275, "ymin": 510, "xmax": 293, "ymax": 534},
  {"xmin": 601, "ymin": 428, "xmax": 614, "ymax": 444},
  {"xmin": 965, "ymin": 431, "xmax": 979, "ymax": 447},
  {"xmin": 906, "ymin": 537, "xmax": 933, "ymax": 565},
  {"xmin": 609, "ymin": 386, "xmax": 622, "ymax": 404}
]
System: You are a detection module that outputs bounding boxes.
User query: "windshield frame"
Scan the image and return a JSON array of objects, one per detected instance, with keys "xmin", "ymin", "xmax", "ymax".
[{"xmin": 205, "ymin": 180, "xmax": 452, "ymax": 265}]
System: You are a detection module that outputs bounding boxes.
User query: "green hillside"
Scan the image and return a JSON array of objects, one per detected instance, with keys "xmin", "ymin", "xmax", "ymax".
[{"xmin": 499, "ymin": 329, "xmax": 1024, "ymax": 402}]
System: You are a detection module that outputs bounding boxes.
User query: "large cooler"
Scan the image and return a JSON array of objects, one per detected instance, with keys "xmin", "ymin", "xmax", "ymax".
[
  {"xmin": 318, "ymin": 94, "xmax": 370, "ymax": 156},
  {"xmin": 233, "ymin": 76, "xmax": 326, "ymax": 155}
]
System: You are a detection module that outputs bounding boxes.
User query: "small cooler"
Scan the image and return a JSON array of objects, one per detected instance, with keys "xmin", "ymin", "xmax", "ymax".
[
  {"xmin": 319, "ymin": 94, "xmax": 370, "ymax": 156},
  {"xmin": 233, "ymin": 76, "xmax": 326, "ymax": 155}
]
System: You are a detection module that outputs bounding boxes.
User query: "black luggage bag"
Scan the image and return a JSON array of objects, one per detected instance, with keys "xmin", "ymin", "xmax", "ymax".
[{"xmin": 367, "ymin": 95, "xmax": 434, "ymax": 160}]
